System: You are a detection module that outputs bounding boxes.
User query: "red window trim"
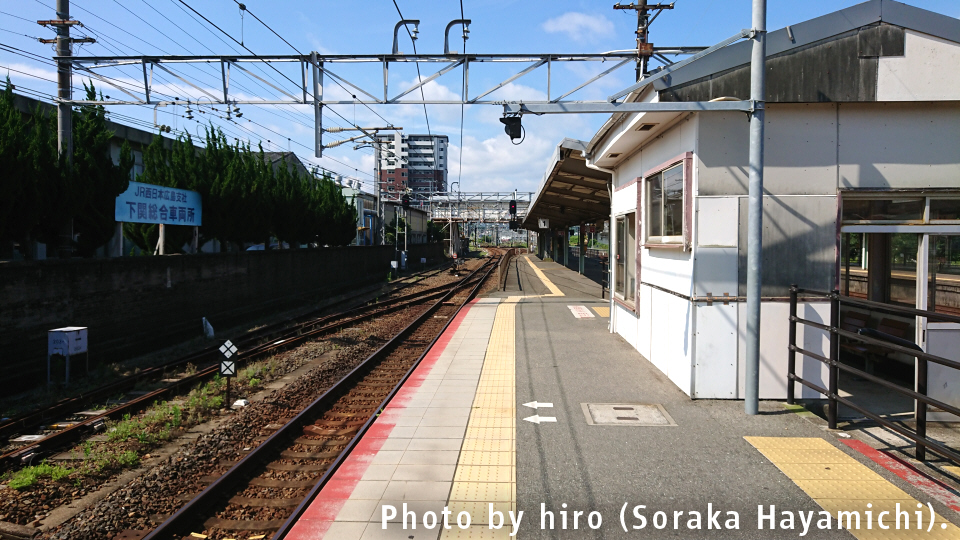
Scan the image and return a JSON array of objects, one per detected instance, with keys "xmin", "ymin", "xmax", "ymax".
[
  {"xmin": 613, "ymin": 296, "xmax": 636, "ymax": 313},
  {"xmin": 639, "ymin": 151, "xmax": 694, "ymax": 251}
]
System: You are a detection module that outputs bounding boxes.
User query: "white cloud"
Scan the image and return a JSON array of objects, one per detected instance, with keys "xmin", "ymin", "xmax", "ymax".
[
  {"xmin": 450, "ymin": 131, "xmax": 556, "ymax": 194},
  {"xmin": 542, "ymin": 12, "xmax": 614, "ymax": 43}
]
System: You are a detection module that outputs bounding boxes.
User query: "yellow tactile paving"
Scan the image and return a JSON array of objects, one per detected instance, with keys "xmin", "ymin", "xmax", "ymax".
[
  {"xmin": 448, "ymin": 501, "xmax": 516, "ymax": 523},
  {"xmin": 467, "ymin": 418, "xmax": 515, "ymax": 429},
  {"xmin": 439, "ymin": 526, "xmax": 516, "ymax": 539},
  {"xmin": 441, "ymin": 297, "xmax": 519, "ymax": 540},
  {"xmin": 774, "ymin": 462, "xmax": 886, "ymax": 482},
  {"xmin": 745, "ymin": 436, "xmax": 837, "ymax": 450},
  {"xmin": 455, "ymin": 465, "xmax": 515, "ymax": 483},
  {"xmin": 524, "ymin": 256, "xmax": 564, "ymax": 296},
  {"xmin": 449, "ymin": 481, "xmax": 514, "ymax": 502},
  {"xmin": 458, "ymin": 451, "xmax": 514, "ymax": 466},
  {"xmin": 470, "ymin": 407, "xmax": 515, "ymax": 417},
  {"xmin": 465, "ymin": 427, "xmax": 514, "ymax": 440},
  {"xmin": 747, "ymin": 437, "xmax": 960, "ymax": 539},
  {"xmin": 791, "ymin": 479, "xmax": 918, "ymax": 500},
  {"xmin": 758, "ymin": 448, "xmax": 861, "ymax": 464},
  {"xmin": 592, "ymin": 306, "xmax": 610, "ymax": 317}
]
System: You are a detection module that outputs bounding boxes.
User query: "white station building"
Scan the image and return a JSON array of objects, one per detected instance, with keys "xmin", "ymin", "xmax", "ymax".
[{"xmin": 524, "ymin": 0, "xmax": 960, "ymax": 403}]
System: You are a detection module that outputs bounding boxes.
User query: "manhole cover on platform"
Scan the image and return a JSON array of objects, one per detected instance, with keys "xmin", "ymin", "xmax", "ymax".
[{"xmin": 581, "ymin": 403, "xmax": 676, "ymax": 426}]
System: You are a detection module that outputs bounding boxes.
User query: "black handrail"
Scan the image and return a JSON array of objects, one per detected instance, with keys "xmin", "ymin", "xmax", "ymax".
[{"xmin": 787, "ymin": 285, "xmax": 960, "ymax": 465}]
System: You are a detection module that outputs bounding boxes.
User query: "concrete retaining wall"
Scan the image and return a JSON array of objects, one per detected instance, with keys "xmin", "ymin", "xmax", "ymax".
[{"xmin": 0, "ymin": 244, "xmax": 445, "ymax": 387}]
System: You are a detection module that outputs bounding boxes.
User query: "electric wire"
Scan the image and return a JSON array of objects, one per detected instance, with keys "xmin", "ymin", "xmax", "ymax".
[
  {"xmin": 174, "ymin": 0, "xmax": 305, "ymax": 97},
  {"xmin": 230, "ymin": 0, "xmax": 302, "ymax": 55},
  {"xmin": 156, "ymin": 0, "xmax": 369, "ymax": 149},
  {"xmin": 0, "ymin": 26, "xmax": 43, "ymax": 41},
  {"xmin": 16, "ymin": 0, "xmax": 375, "ymax": 183},
  {"xmin": 3, "ymin": 65, "xmax": 368, "ymax": 184},
  {"xmin": 390, "ymin": 0, "xmax": 431, "ymax": 135},
  {"xmin": 67, "ymin": 5, "xmax": 366, "ymax": 153},
  {"xmin": 0, "ymin": 10, "xmax": 39, "ymax": 24},
  {"xmin": 221, "ymin": 0, "xmax": 403, "ymax": 142}
]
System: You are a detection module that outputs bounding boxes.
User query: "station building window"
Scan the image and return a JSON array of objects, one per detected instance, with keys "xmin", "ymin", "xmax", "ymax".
[
  {"xmin": 645, "ymin": 163, "xmax": 684, "ymax": 244},
  {"xmin": 641, "ymin": 153, "xmax": 692, "ymax": 248},
  {"xmin": 840, "ymin": 194, "xmax": 960, "ymax": 316},
  {"xmin": 615, "ymin": 212, "xmax": 636, "ymax": 304}
]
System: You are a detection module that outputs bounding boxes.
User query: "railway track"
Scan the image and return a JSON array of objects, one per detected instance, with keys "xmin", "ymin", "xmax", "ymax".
[
  {"xmin": 133, "ymin": 251, "xmax": 503, "ymax": 540},
  {"xmin": 0, "ymin": 262, "xmax": 469, "ymax": 468}
]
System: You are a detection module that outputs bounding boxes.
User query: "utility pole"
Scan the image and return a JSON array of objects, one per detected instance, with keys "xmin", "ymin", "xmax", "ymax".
[
  {"xmin": 39, "ymin": 0, "xmax": 93, "ymax": 258},
  {"xmin": 613, "ymin": 1, "xmax": 674, "ymax": 80},
  {"xmin": 341, "ymin": 128, "xmax": 401, "ymax": 246},
  {"xmin": 374, "ymin": 138, "xmax": 383, "ymax": 245},
  {"xmin": 744, "ymin": 0, "xmax": 767, "ymax": 416}
]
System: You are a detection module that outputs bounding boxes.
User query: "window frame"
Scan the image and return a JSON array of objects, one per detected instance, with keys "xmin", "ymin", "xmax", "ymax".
[
  {"xmin": 613, "ymin": 211, "xmax": 637, "ymax": 308},
  {"xmin": 840, "ymin": 192, "xmax": 960, "ymax": 232},
  {"xmin": 640, "ymin": 152, "xmax": 694, "ymax": 249}
]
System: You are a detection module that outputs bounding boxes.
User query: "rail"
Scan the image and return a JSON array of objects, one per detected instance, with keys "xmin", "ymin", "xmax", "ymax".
[
  {"xmin": 498, "ymin": 248, "xmax": 517, "ymax": 290},
  {"xmin": 141, "ymin": 255, "xmax": 502, "ymax": 539},
  {"xmin": 1, "ymin": 264, "xmax": 462, "ymax": 466},
  {"xmin": 787, "ymin": 285, "xmax": 960, "ymax": 465}
]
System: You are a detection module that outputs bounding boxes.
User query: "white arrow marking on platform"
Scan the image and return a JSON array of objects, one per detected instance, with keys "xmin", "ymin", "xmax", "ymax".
[
  {"xmin": 523, "ymin": 415, "xmax": 557, "ymax": 424},
  {"xmin": 522, "ymin": 401, "xmax": 554, "ymax": 409}
]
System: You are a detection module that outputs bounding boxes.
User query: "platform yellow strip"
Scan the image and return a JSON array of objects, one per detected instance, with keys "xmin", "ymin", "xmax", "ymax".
[
  {"xmin": 441, "ymin": 297, "xmax": 519, "ymax": 540},
  {"xmin": 592, "ymin": 306, "xmax": 610, "ymax": 317},
  {"xmin": 746, "ymin": 437, "xmax": 960, "ymax": 539},
  {"xmin": 524, "ymin": 256, "xmax": 564, "ymax": 297}
]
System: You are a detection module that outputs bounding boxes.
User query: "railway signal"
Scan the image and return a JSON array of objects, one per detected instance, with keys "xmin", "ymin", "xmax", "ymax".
[{"xmin": 220, "ymin": 340, "xmax": 238, "ymax": 408}]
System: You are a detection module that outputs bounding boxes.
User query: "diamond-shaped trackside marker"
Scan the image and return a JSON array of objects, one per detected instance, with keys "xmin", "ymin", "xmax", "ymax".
[
  {"xmin": 220, "ymin": 360, "xmax": 236, "ymax": 377},
  {"xmin": 219, "ymin": 340, "xmax": 237, "ymax": 358}
]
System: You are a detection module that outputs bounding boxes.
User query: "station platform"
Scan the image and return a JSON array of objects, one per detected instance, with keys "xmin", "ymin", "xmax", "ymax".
[{"xmin": 286, "ymin": 254, "xmax": 960, "ymax": 540}]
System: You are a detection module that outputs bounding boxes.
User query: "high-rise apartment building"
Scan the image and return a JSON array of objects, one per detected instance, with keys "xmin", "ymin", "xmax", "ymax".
[{"xmin": 375, "ymin": 133, "xmax": 448, "ymax": 204}]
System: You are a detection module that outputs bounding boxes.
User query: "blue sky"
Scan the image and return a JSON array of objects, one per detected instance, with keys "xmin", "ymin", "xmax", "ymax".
[{"xmin": 2, "ymin": 0, "xmax": 958, "ymax": 194}]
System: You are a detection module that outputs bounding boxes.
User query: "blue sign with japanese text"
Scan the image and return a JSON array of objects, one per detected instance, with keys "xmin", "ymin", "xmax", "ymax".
[{"xmin": 115, "ymin": 181, "xmax": 202, "ymax": 226}]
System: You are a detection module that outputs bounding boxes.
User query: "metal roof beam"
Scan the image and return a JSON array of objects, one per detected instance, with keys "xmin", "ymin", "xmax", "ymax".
[
  {"xmin": 539, "ymin": 194, "xmax": 609, "ymax": 213},
  {"xmin": 503, "ymin": 100, "xmax": 753, "ymax": 114}
]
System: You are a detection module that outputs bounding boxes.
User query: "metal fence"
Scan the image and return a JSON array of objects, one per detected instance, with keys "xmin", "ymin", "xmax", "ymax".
[
  {"xmin": 787, "ymin": 285, "xmax": 960, "ymax": 464},
  {"xmin": 568, "ymin": 246, "xmax": 608, "ymax": 260}
]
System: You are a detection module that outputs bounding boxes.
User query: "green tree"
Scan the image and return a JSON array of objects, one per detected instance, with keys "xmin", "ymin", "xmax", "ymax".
[
  {"xmin": 72, "ymin": 83, "xmax": 133, "ymax": 256},
  {"xmin": 0, "ymin": 78, "xmax": 42, "ymax": 250}
]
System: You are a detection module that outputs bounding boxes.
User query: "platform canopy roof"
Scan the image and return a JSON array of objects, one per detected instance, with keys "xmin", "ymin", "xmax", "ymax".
[{"xmin": 522, "ymin": 138, "xmax": 611, "ymax": 231}]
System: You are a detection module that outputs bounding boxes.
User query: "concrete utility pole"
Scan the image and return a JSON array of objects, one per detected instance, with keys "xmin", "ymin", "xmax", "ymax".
[
  {"xmin": 744, "ymin": 0, "xmax": 767, "ymax": 416},
  {"xmin": 374, "ymin": 138, "xmax": 383, "ymax": 245},
  {"xmin": 39, "ymin": 0, "xmax": 94, "ymax": 257},
  {"xmin": 613, "ymin": 1, "xmax": 673, "ymax": 80},
  {"xmin": 38, "ymin": 1, "xmax": 97, "ymax": 257},
  {"xmin": 55, "ymin": 0, "xmax": 72, "ymax": 161},
  {"xmin": 311, "ymin": 51, "xmax": 323, "ymax": 157},
  {"xmin": 56, "ymin": 0, "xmax": 73, "ymax": 258}
]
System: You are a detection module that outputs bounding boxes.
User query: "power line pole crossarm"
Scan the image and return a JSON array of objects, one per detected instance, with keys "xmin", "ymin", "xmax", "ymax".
[{"xmin": 613, "ymin": 1, "xmax": 674, "ymax": 80}]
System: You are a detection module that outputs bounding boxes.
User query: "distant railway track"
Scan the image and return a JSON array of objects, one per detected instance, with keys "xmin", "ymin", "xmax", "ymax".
[
  {"xmin": 136, "ymin": 250, "xmax": 503, "ymax": 540},
  {"xmin": 0, "ymin": 262, "xmax": 462, "ymax": 468}
]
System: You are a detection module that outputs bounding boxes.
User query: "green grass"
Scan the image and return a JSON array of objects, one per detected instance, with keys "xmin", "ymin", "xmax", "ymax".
[{"xmin": 5, "ymin": 461, "xmax": 74, "ymax": 490}]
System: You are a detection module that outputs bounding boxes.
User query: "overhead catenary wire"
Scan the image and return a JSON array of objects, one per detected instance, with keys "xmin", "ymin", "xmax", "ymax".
[
  {"xmin": 390, "ymin": 0, "xmax": 431, "ymax": 136},
  {"xmin": 73, "ymin": 4, "xmax": 373, "ymax": 159},
  {"xmin": 221, "ymin": 0, "xmax": 404, "ymax": 140},
  {"xmin": 15, "ymin": 0, "xmax": 378, "ymax": 184},
  {"xmin": 1, "ymin": 64, "xmax": 369, "ymax": 185},
  {"xmin": 163, "ymin": 0, "xmax": 383, "ymax": 151}
]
